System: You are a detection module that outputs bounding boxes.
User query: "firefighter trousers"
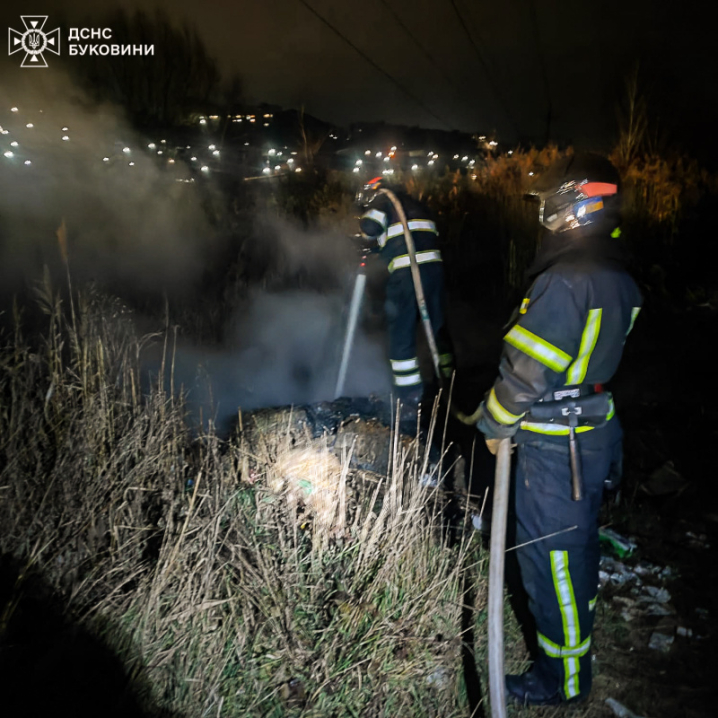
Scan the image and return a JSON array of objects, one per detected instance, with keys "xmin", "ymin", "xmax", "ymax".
[
  {"xmin": 383, "ymin": 262, "xmax": 453, "ymax": 400},
  {"xmin": 513, "ymin": 420, "xmax": 623, "ymax": 701}
]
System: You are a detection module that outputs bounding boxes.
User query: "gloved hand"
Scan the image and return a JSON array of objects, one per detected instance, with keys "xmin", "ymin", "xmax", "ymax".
[
  {"xmin": 350, "ymin": 233, "xmax": 377, "ymax": 255},
  {"xmin": 484, "ymin": 438, "xmax": 502, "ymax": 455},
  {"xmin": 475, "ymin": 401, "xmax": 521, "ymax": 440}
]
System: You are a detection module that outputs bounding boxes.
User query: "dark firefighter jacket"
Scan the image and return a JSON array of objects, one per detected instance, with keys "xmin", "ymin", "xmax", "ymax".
[
  {"xmin": 359, "ymin": 191, "xmax": 442, "ymax": 273},
  {"xmin": 478, "ymin": 234, "xmax": 643, "ymax": 446}
]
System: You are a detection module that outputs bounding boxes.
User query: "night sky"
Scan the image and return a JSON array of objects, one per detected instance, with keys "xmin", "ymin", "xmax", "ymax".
[{"xmin": 2, "ymin": 0, "xmax": 716, "ymax": 159}]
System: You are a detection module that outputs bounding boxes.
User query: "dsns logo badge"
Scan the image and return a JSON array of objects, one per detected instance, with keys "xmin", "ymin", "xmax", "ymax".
[{"xmin": 8, "ymin": 16, "xmax": 61, "ymax": 68}]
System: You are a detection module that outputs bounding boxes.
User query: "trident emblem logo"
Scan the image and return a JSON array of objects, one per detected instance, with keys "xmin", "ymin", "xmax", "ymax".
[{"xmin": 8, "ymin": 16, "xmax": 61, "ymax": 68}]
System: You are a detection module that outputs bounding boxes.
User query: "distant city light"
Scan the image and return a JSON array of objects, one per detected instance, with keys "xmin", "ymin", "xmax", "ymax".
[
  {"xmin": 295, "ymin": 167, "xmax": 302, "ymax": 173},
  {"xmin": 201, "ymin": 165, "xmax": 209, "ymax": 172},
  {"xmin": 274, "ymin": 165, "xmax": 280, "ymax": 170},
  {"xmin": 391, "ymin": 146, "xmax": 397, "ymax": 151},
  {"xmin": 508, "ymin": 150, "xmax": 514, "ymax": 155},
  {"xmin": 168, "ymin": 158, "xmax": 175, "ymax": 164},
  {"xmin": 191, "ymin": 156, "xmax": 197, "ymax": 161},
  {"xmin": 453, "ymin": 154, "xmax": 459, "ymax": 159},
  {"xmin": 268, "ymin": 148, "xmax": 276, "ymax": 156},
  {"xmin": 412, "ymin": 164, "xmax": 419, "ymax": 170},
  {"xmin": 528, "ymin": 172, "xmax": 534, "ymax": 176},
  {"xmin": 24, "ymin": 160, "xmax": 31, "ymax": 165},
  {"xmin": 262, "ymin": 167, "xmax": 271, "ymax": 174},
  {"xmin": 365, "ymin": 150, "xmax": 371, "ymax": 155},
  {"xmin": 375, "ymin": 151, "xmax": 382, "ymax": 158},
  {"xmin": 209, "ymin": 144, "xmax": 216, "ymax": 150},
  {"xmin": 161, "ymin": 139, "xmax": 166, "ymax": 144},
  {"xmin": 353, "ymin": 167, "xmax": 360, "ymax": 173},
  {"xmin": 10, "ymin": 107, "xmax": 18, "ymax": 112},
  {"xmin": 462, "ymin": 156, "xmax": 468, "ymax": 161},
  {"xmin": 489, "ymin": 140, "xmax": 498, "ymax": 147},
  {"xmin": 123, "ymin": 147, "xmax": 131, "ymax": 153},
  {"xmin": 383, "ymin": 157, "xmax": 390, "ymax": 162},
  {"xmin": 148, "ymin": 143, "xmax": 156, "ymax": 149},
  {"xmin": 355, "ymin": 159, "xmax": 362, "ymax": 166},
  {"xmin": 157, "ymin": 150, "xmax": 163, "ymax": 155},
  {"xmin": 287, "ymin": 158, "xmax": 294, "ymax": 164},
  {"xmin": 212, "ymin": 150, "xmax": 220, "ymax": 156},
  {"xmin": 428, "ymin": 160, "xmax": 434, "ymax": 166},
  {"xmin": 199, "ymin": 119, "xmax": 207, "ymax": 125}
]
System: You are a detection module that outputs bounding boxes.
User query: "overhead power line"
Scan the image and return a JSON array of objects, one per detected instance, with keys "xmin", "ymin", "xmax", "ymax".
[
  {"xmin": 377, "ymin": 0, "xmax": 484, "ymax": 127},
  {"xmin": 449, "ymin": 0, "xmax": 521, "ymax": 137},
  {"xmin": 376, "ymin": 0, "xmax": 457, "ymax": 92},
  {"xmin": 296, "ymin": 0, "xmax": 452, "ymax": 129}
]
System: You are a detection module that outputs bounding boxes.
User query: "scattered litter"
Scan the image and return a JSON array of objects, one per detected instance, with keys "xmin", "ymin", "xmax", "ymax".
[
  {"xmin": 641, "ymin": 461, "xmax": 690, "ymax": 496},
  {"xmin": 600, "ymin": 527, "xmax": 637, "ymax": 558},
  {"xmin": 648, "ymin": 630, "xmax": 674, "ymax": 652},
  {"xmin": 599, "ymin": 557, "xmax": 642, "ymax": 587},
  {"xmin": 633, "ymin": 562, "xmax": 674, "ymax": 580},
  {"xmin": 640, "ymin": 586, "xmax": 671, "ymax": 603},
  {"xmin": 634, "ymin": 585, "xmax": 674, "ymax": 617},
  {"xmin": 605, "ymin": 697, "xmax": 648, "ymax": 718},
  {"xmin": 677, "ymin": 626, "xmax": 693, "ymax": 638}
]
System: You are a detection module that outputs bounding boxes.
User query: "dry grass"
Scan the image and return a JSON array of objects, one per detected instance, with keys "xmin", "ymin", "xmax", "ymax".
[{"xmin": 0, "ymin": 284, "xmax": 520, "ymax": 717}]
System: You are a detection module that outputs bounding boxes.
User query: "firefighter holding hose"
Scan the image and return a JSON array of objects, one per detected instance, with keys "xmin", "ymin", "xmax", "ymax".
[
  {"xmin": 356, "ymin": 176, "xmax": 454, "ymax": 432},
  {"xmin": 472, "ymin": 153, "xmax": 642, "ymax": 706}
]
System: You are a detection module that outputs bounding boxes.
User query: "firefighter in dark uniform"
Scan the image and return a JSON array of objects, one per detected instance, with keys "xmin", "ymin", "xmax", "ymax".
[
  {"xmin": 357, "ymin": 176, "xmax": 454, "ymax": 426},
  {"xmin": 474, "ymin": 153, "xmax": 643, "ymax": 705}
]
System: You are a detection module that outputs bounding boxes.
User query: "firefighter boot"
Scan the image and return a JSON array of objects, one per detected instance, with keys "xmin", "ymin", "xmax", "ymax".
[{"xmin": 505, "ymin": 659, "xmax": 587, "ymax": 707}]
